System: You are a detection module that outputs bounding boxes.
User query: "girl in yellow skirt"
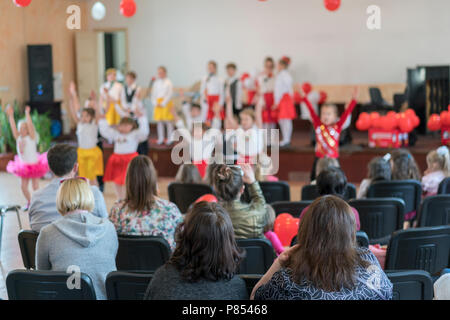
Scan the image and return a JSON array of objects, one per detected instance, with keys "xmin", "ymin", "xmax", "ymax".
[
  {"xmin": 151, "ymin": 66, "xmax": 175, "ymax": 146},
  {"xmin": 99, "ymin": 68, "xmax": 124, "ymax": 126},
  {"xmin": 68, "ymin": 82, "xmax": 104, "ymax": 185}
]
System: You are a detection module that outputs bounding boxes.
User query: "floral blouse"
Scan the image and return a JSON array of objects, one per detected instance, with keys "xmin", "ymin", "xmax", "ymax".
[{"xmin": 109, "ymin": 197, "xmax": 184, "ymax": 250}]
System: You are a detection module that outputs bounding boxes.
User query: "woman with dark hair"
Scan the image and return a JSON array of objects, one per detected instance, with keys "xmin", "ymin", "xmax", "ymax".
[
  {"xmin": 213, "ymin": 163, "xmax": 269, "ymax": 239},
  {"xmin": 109, "ymin": 155, "xmax": 183, "ymax": 250},
  {"xmin": 252, "ymin": 196, "xmax": 392, "ymax": 300},
  {"xmin": 390, "ymin": 149, "xmax": 421, "ymax": 181},
  {"xmin": 145, "ymin": 202, "xmax": 248, "ymax": 300}
]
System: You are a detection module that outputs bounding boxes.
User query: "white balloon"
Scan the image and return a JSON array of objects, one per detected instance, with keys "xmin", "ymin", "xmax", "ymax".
[{"xmin": 91, "ymin": 1, "xmax": 106, "ymax": 21}]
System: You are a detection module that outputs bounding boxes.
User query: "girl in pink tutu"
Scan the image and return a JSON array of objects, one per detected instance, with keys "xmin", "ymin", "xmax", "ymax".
[{"xmin": 6, "ymin": 105, "xmax": 49, "ymax": 209}]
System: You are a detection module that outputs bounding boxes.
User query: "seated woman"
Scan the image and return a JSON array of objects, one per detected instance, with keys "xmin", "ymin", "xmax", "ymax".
[
  {"xmin": 357, "ymin": 156, "xmax": 391, "ymax": 199},
  {"xmin": 300, "ymin": 167, "xmax": 360, "ymax": 230},
  {"xmin": 109, "ymin": 155, "xmax": 183, "ymax": 250},
  {"xmin": 213, "ymin": 163, "xmax": 269, "ymax": 239},
  {"xmin": 252, "ymin": 195, "xmax": 393, "ymax": 300},
  {"xmin": 175, "ymin": 164, "xmax": 202, "ymax": 184},
  {"xmin": 145, "ymin": 202, "xmax": 248, "ymax": 300},
  {"xmin": 36, "ymin": 178, "xmax": 118, "ymax": 300}
]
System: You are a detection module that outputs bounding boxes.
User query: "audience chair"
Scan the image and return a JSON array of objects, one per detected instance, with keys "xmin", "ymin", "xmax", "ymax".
[
  {"xmin": 1, "ymin": 205, "xmax": 22, "ymax": 230},
  {"xmin": 418, "ymin": 195, "xmax": 450, "ymax": 227},
  {"xmin": 116, "ymin": 236, "xmax": 171, "ymax": 273},
  {"xmin": 271, "ymin": 201, "xmax": 313, "ymax": 218},
  {"xmin": 438, "ymin": 177, "xmax": 450, "ymax": 194},
  {"xmin": 349, "ymin": 198, "xmax": 405, "ymax": 245},
  {"xmin": 301, "ymin": 184, "xmax": 357, "ymax": 201},
  {"xmin": 168, "ymin": 183, "xmax": 214, "ymax": 213},
  {"xmin": 239, "ymin": 274, "xmax": 262, "ymax": 298},
  {"xmin": 237, "ymin": 239, "xmax": 276, "ymax": 275},
  {"xmin": 18, "ymin": 230, "xmax": 39, "ymax": 270},
  {"xmin": 6, "ymin": 269, "xmax": 96, "ymax": 300},
  {"xmin": 241, "ymin": 181, "xmax": 291, "ymax": 204},
  {"xmin": 385, "ymin": 226, "xmax": 450, "ymax": 276},
  {"xmin": 386, "ymin": 270, "xmax": 434, "ymax": 300},
  {"xmin": 106, "ymin": 271, "xmax": 153, "ymax": 300},
  {"xmin": 291, "ymin": 231, "xmax": 369, "ymax": 248}
]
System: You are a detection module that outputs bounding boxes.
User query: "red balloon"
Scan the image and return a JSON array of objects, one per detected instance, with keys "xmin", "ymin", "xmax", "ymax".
[
  {"xmin": 14, "ymin": 0, "xmax": 31, "ymax": 7},
  {"xmin": 195, "ymin": 194, "xmax": 218, "ymax": 204},
  {"xmin": 441, "ymin": 111, "xmax": 450, "ymax": 127},
  {"xmin": 274, "ymin": 213, "xmax": 299, "ymax": 247},
  {"xmin": 382, "ymin": 115, "xmax": 397, "ymax": 131},
  {"xmin": 405, "ymin": 109, "xmax": 416, "ymax": 118},
  {"xmin": 324, "ymin": 0, "xmax": 341, "ymax": 11},
  {"xmin": 120, "ymin": 0, "xmax": 136, "ymax": 17},
  {"xmin": 398, "ymin": 113, "xmax": 414, "ymax": 133},
  {"xmin": 302, "ymin": 82, "xmax": 312, "ymax": 95},
  {"xmin": 428, "ymin": 114, "xmax": 441, "ymax": 131},
  {"xmin": 412, "ymin": 115, "xmax": 420, "ymax": 128},
  {"xmin": 356, "ymin": 112, "xmax": 371, "ymax": 131},
  {"xmin": 370, "ymin": 112, "xmax": 380, "ymax": 121},
  {"xmin": 319, "ymin": 91, "xmax": 328, "ymax": 104}
]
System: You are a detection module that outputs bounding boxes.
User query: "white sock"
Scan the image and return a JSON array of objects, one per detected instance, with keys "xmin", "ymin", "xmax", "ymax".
[
  {"xmin": 157, "ymin": 122, "xmax": 165, "ymax": 144},
  {"xmin": 166, "ymin": 122, "xmax": 174, "ymax": 144},
  {"xmin": 279, "ymin": 119, "xmax": 292, "ymax": 145}
]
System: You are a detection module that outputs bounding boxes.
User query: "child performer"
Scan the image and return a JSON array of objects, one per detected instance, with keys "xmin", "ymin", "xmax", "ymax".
[
  {"xmin": 201, "ymin": 61, "xmax": 225, "ymax": 121},
  {"xmin": 68, "ymin": 82, "xmax": 103, "ymax": 186},
  {"xmin": 242, "ymin": 72, "xmax": 258, "ymax": 108},
  {"xmin": 99, "ymin": 68, "xmax": 124, "ymax": 126},
  {"xmin": 98, "ymin": 104, "xmax": 149, "ymax": 200},
  {"xmin": 224, "ymin": 63, "xmax": 243, "ymax": 117},
  {"xmin": 256, "ymin": 57, "xmax": 277, "ymax": 145},
  {"xmin": 152, "ymin": 66, "xmax": 175, "ymax": 146},
  {"xmin": 274, "ymin": 56, "xmax": 297, "ymax": 148},
  {"xmin": 422, "ymin": 146, "xmax": 450, "ymax": 197},
  {"xmin": 6, "ymin": 105, "xmax": 48, "ymax": 209},
  {"xmin": 302, "ymin": 86, "xmax": 359, "ymax": 181},
  {"xmin": 179, "ymin": 89, "xmax": 206, "ymax": 131}
]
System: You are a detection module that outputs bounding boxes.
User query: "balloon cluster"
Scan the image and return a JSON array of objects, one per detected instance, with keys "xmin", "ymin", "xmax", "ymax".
[
  {"xmin": 120, "ymin": 0, "xmax": 136, "ymax": 18},
  {"xmin": 274, "ymin": 213, "xmax": 299, "ymax": 247},
  {"xmin": 356, "ymin": 109, "xmax": 420, "ymax": 133},
  {"xmin": 427, "ymin": 105, "xmax": 450, "ymax": 131},
  {"xmin": 301, "ymin": 82, "xmax": 328, "ymax": 104}
]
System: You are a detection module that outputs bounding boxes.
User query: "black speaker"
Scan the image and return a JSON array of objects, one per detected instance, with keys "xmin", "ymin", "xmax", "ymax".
[{"xmin": 27, "ymin": 45, "xmax": 54, "ymax": 102}]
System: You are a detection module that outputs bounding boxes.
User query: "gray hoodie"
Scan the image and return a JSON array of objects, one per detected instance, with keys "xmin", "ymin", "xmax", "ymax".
[{"xmin": 36, "ymin": 211, "xmax": 118, "ymax": 300}]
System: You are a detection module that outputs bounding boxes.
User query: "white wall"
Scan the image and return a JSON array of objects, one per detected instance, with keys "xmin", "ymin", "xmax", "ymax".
[{"xmin": 88, "ymin": 0, "xmax": 450, "ymax": 87}]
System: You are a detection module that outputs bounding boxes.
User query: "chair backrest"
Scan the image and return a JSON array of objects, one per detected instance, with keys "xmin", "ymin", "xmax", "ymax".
[
  {"xmin": 369, "ymin": 87, "xmax": 385, "ymax": 106},
  {"xmin": 418, "ymin": 195, "xmax": 450, "ymax": 227},
  {"xmin": 116, "ymin": 236, "xmax": 171, "ymax": 273},
  {"xmin": 239, "ymin": 274, "xmax": 262, "ymax": 298},
  {"xmin": 236, "ymin": 239, "xmax": 276, "ymax": 275},
  {"xmin": 349, "ymin": 198, "xmax": 405, "ymax": 243},
  {"xmin": 271, "ymin": 201, "xmax": 313, "ymax": 218},
  {"xmin": 168, "ymin": 183, "xmax": 214, "ymax": 213},
  {"xmin": 105, "ymin": 271, "xmax": 153, "ymax": 300},
  {"xmin": 385, "ymin": 226, "xmax": 450, "ymax": 275},
  {"xmin": 438, "ymin": 177, "xmax": 450, "ymax": 194},
  {"xmin": 18, "ymin": 230, "xmax": 39, "ymax": 270},
  {"xmin": 6, "ymin": 270, "xmax": 96, "ymax": 300},
  {"xmin": 291, "ymin": 231, "xmax": 370, "ymax": 248},
  {"xmin": 258, "ymin": 181, "xmax": 290, "ymax": 203},
  {"xmin": 386, "ymin": 270, "xmax": 434, "ymax": 300},
  {"xmin": 367, "ymin": 180, "xmax": 422, "ymax": 216},
  {"xmin": 301, "ymin": 184, "xmax": 357, "ymax": 201}
]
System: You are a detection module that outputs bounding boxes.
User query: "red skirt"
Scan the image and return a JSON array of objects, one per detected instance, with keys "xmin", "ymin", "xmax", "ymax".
[
  {"xmin": 277, "ymin": 94, "xmax": 297, "ymax": 120},
  {"xmin": 247, "ymin": 90, "xmax": 257, "ymax": 105},
  {"xmin": 104, "ymin": 152, "xmax": 138, "ymax": 185},
  {"xmin": 206, "ymin": 95, "xmax": 225, "ymax": 120},
  {"xmin": 262, "ymin": 92, "xmax": 277, "ymax": 124}
]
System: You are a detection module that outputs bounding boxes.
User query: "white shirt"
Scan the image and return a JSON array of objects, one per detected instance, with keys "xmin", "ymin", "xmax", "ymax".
[
  {"xmin": 76, "ymin": 122, "xmax": 99, "ymax": 150},
  {"xmin": 225, "ymin": 76, "xmax": 243, "ymax": 111},
  {"xmin": 100, "ymin": 81, "xmax": 123, "ymax": 108},
  {"xmin": 179, "ymin": 102, "xmax": 207, "ymax": 132},
  {"xmin": 99, "ymin": 117, "xmax": 149, "ymax": 154},
  {"xmin": 17, "ymin": 135, "xmax": 38, "ymax": 164},
  {"xmin": 226, "ymin": 125, "xmax": 264, "ymax": 157},
  {"xmin": 257, "ymin": 73, "xmax": 275, "ymax": 94},
  {"xmin": 274, "ymin": 69, "xmax": 294, "ymax": 105},
  {"xmin": 300, "ymin": 91, "xmax": 320, "ymax": 121},
  {"xmin": 200, "ymin": 74, "xmax": 225, "ymax": 106},
  {"xmin": 151, "ymin": 78, "xmax": 173, "ymax": 107},
  {"xmin": 119, "ymin": 83, "xmax": 143, "ymax": 116}
]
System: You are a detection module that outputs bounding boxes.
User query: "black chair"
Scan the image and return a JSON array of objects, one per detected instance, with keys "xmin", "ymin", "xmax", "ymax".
[
  {"xmin": 271, "ymin": 201, "xmax": 312, "ymax": 218},
  {"xmin": 301, "ymin": 184, "xmax": 357, "ymax": 201},
  {"xmin": 291, "ymin": 231, "xmax": 370, "ymax": 248},
  {"xmin": 6, "ymin": 270, "xmax": 96, "ymax": 300},
  {"xmin": 116, "ymin": 236, "xmax": 171, "ymax": 273},
  {"xmin": 349, "ymin": 198, "xmax": 405, "ymax": 245},
  {"xmin": 385, "ymin": 226, "xmax": 450, "ymax": 276},
  {"xmin": 18, "ymin": 230, "xmax": 39, "ymax": 270},
  {"xmin": 105, "ymin": 271, "xmax": 153, "ymax": 300},
  {"xmin": 239, "ymin": 274, "xmax": 262, "ymax": 298},
  {"xmin": 241, "ymin": 181, "xmax": 290, "ymax": 204},
  {"xmin": 418, "ymin": 195, "xmax": 450, "ymax": 227},
  {"xmin": 367, "ymin": 180, "xmax": 422, "ymax": 221},
  {"xmin": 438, "ymin": 177, "xmax": 450, "ymax": 194},
  {"xmin": 386, "ymin": 270, "xmax": 434, "ymax": 300},
  {"xmin": 237, "ymin": 239, "xmax": 276, "ymax": 275},
  {"xmin": 168, "ymin": 183, "xmax": 214, "ymax": 213}
]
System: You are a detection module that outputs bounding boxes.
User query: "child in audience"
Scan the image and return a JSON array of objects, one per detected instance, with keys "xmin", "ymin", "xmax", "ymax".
[
  {"xmin": 357, "ymin": 157, "xmax": 392, "ymax": 199},
  {"xmin": 311, "ymin": 157, "xmax": 340, "ymax": 185},
  {"xmin": 263, "ymin": 205, "xmax": 285, "ymax": 256},
  {"xmin": 152, "ymin": 66, "xmax": 175, "ymax": 146},
  {"xmin": 109, "ymin": 156, "xmax": 183, "ymax": 250},
  {"xmin": 175, "ymin": 164, "xmax": 203, "ymax": 184},
  {"xmin": 274, "ymin": 56, "xmax": 297, "ymax": 148},
  {"xmin": 302, "ymin": 87, "xmax": 359, "ymax": 181},
  {"xmin": 390, "ymin": 149, "xmax": 422, "ymax": 181},
  {"xmin": 201, "ymin": 61, "xmax": 225, "ymax": 121},
  {"xmin": 422, "ymin": 146, "xmax": 450, "ymax": 197},
  {"xmin": 6, "ymin": 105, "xmax": 48, "ymax": 209},
  {"xmin": 36, "ymin": 178, "xmax": 118, "ymax": 300},
  {"xmin": 224, "ymin": 63, "xmax": 243, "ymax": 116},
  {"xmin": 99, "ymin": 68, "xmax": 123, "ymax": 125},
  {"xmin": 68, "ymin": 82, "xmax": 103, "ymax": 186},
  {"xmin": 98, "ymin": 104, "xmax": 149, "ymax": 200},
  {"xmin": 256, "ymin": 57, "xmax": 277, "ymax": 145}
]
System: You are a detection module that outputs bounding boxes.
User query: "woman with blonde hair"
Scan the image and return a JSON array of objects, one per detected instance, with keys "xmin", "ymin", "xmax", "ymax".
[{"xmin": 36, "ymin": 178, "xmax": 118, "ymax": 300}]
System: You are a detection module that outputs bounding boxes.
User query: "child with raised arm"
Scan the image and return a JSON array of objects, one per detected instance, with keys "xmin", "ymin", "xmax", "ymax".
[
  {"xmin": 68, "ymin": 82, "xmax": 103, "ymax": 186},
  {"xmin": 6, "ymin": 105, "xmax": 48, "ymax": 209},
  {"xmin": 302, "ymin": 86, "xmax": 359, "ymax": 181}
]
